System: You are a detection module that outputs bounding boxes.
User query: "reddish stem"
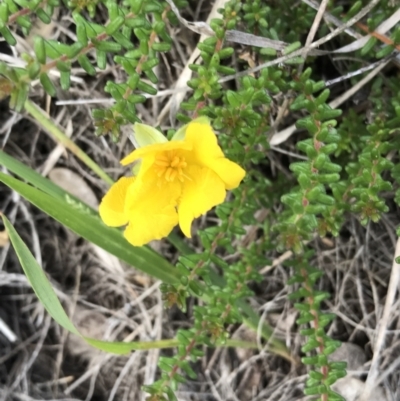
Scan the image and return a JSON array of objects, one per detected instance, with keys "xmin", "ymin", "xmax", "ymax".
[{"xmin": 8, "ymin": 7, "xmax": 34, "ymax": 24}]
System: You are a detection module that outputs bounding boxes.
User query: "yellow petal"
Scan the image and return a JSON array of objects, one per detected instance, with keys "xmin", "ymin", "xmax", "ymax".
[
  {"xmin": 184, "ymin": 121, "xmax": 245, "ymax": 189},
  {"xmin": 185, "ymin": 121, "xmax": 224, "ymax": 160},
  {"xmin": 123, "ymin": 204, "xmax": 178, "ymax": 246},
  {"xmin": 123, "ymin": 168, "xmax": 181, "ymax": 246},
  {"xmin": 99, "ymin": 176, "xmax": 135, "ymax": 227},
  {"xmin": 178, "ymin": 165, "xmax": 226, "ymax": 238},
  {"xmin": 207, "ymin": 158, "xmax": 246, "ymax": 190},
  {"xmin": 120, "ymin": 140, "xmax": 191, "ymax": 166},
  {"xmin": 170, "ymin": 117, "xmax": 210, "ymax": 141}
]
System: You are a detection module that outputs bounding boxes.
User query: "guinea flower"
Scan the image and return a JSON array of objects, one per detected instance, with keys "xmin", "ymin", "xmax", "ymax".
[{"xmin": 99, "ymin": 118, "xmax": 246, "ymax": 246}]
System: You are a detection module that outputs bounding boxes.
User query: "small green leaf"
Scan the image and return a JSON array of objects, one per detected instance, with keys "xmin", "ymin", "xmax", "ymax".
[
  {"xmin": 315, "ymin": 107, "xmax": 342, "ymax": 121},
  {"xmin": 166, "ymin": 386, "xmax": 178, "ymax": 401},
  {"xmin": 39, "ymin": 73, "xmax": 56, "ymax": 96},
  {"xmin": 13, "ymin": 0, "xmax": 30, "ymax": 8},
  {"xmin": 139, "ymin": 39, "xmax": 149, "ymax": 55},
  {"xmin": 36, "ymin": 7, "xmax": 51, "ymax": 24},
  {"xmin": 56, "ymin": 60, "xmax": 71, "ymax": 72},
  {"xmin": 10, "ymin": 85, "xmax": 28, "ymax": 112},
  {"xmin": 216, "ymin": 65, "xmax": 235, "ymax": 74},
  {"xmin": 323, "ymin": 345, "xmax": 340, "ymax": 355},
  {"xmin": 0, "ymin": 26, "xmax": 16, "ymax": 46},
  {"xmin": 361, "ymin": 36, "xmax": 378, "ymax": 55},
  {"xmin": 309, "ymin": 370, "xmax": 324, "ymax": 380},
  {"xmin": 306, "ymin": 378, "xmax": 319, "ymax": 387},
  {"xmin": 97, "ymin": 49, "xmax": 107, "ymax": 69},
  {"xmin": 126, "ymin": 73, "xmax": 140, "ymax": 90},
  {"xmin": 376, "ymin": 44, "xmax": 394, "ymax": 58},
  {"xmin": 60, "ymin": 70, "xmax": 70, "ymax": 90},
  {"xmin": 296, "ymin": 312, "xmax": 315, "ymax": 324},
  {"xmin": 218, "ymin": 47, "xmax": 234, "ymax": 59},
  {"xmin": 125, "ymin": 17, "xmax": 148, "ymax": 29},
  {"xmin": 285, "ymin": 56, "xmax": 305, "ymax": 65},
  {"xmin": 329, "ymin": 361, "xmax": 347, "ymax": 370},
  {"xmin": 346, "ymin": 1, "xmax": 362, "ymax": 19},
  {"xmin": 112, "ymin": 32, "xmax": 134, "ymax": 50},
  {"xmin": 152, "ymin": 41, "xmax": 171, "ymax": 52},
  {"xmin": 34, "ymin": 36, "xmax": 47, "ymax": 64},
  {"xmin": 0, "ymin": 3, "xmax": 9, "ymax": 23},
  {"xmin": 283, "ymin": 41, "xmax": 301, "ymax": 54},
  {"xmin": 92, "ymin": 39, "xmax": 122, "ymax": 53},
  {"xmin": 78, "ymin": 54, "xmax": 96, "ymax": 75},
  {"xmin": 198, "ymin": 42, "xmax": 215, "ymax": 53},
  {"xmin": 27, "ymin": 61, "xmax": 41, "ymax": 79},
  {"xmin": 312, "ymin": 81, "xmax": 325, "ymax": 92},
  {"xmin": 144, "ymin": 68, "xmax": 158, "ymax": 84},
  {"xmin": 141, "ymin": 58, "xmax": 159, "ymax": 71},
  {"xmin": 106, "ymin": 0, "xmax": 119, "ymax": 19},
  {"xmin": 302, "ymin": 339, "xmax": 320, "ymax": 353},
  {"xmin": 188, "ymin": 280, "xmax": 204, "ymax": 297},
  {"xmin": 302, "ymin": 356, "xmax": 319, "ymax": 365},
  {"xmin": 76, "ymin": 24, "xmax": 88, "ymax": 46},
  {"xmin": 127, "ymin": 94, "xmax": 146, "ymax": 104},
  {"xmin": 287, "ymin": 274, "xmax": 305, "ymax": 285},
  {"xmin": 315, "ymin": 89, "xmax": 330, "ymax": 106},
  {"xmin": 226, "ymin": 90, "xmax": 242, "ymax": 107},
  {"xmin": 65, "ymin": 42, "xmax": 84, "ymax": 58},
  {"xmin": 260, "ymin": 47, "xmax": 277, "ymax": 56},
  {"xmin": 105, "ymin": 15, "xmax": 125, "ymax": 35},
  {"xmin": 300, "ymin": 328, "xmax": 315, "ymax": 336},
  {"xmin": 136, "ymin": 79, "xmax": 157, "ymax": 95},
  {"xmin": 294, "ymin": 303, "xmax": 309, "ymax": 312},
  {"xmin": 130, "ymin": 0, "xmax": 143, "ymax": 13},
  {"xmin": 300, "ymin": 67, "xmax": 312, "ymax": 82}
]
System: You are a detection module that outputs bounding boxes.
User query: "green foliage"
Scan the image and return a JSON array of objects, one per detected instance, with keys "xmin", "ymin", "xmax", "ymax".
[
  {"xmin": 290, "ymin": 252, "xmax": 345, "ymax": 401},
  {"xmin": 0, "ymin": 0, "xmax": 188, "ymax": 139},
  {"xmin": 2, "ymin": 0, "xmax": 400, "ymax": 400}
]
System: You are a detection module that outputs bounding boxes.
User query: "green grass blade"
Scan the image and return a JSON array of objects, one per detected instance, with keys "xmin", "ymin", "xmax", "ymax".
[
  {"xmin": 0, "ymin": 150, "xmax": 70, "ymax": 201},
  {"xmin": 4, "ymin": 212, "xmax": 79, "ymax": 336},
  {"xmin": 0, "ymin": 172, "xmax": 179, "ymax": 284},
  {"xmin": 1, "ymin": 213, "xmax": 182, "ymax": 353},
  {"xmin": 2, "ymin": 215, "xmax": 259, "ymax": 354}
]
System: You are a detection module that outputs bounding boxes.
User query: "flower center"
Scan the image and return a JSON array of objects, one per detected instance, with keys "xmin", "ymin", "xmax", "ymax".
[{"xmin": 154, "ymin": 151, "xmax": 187, "ymax": 182}]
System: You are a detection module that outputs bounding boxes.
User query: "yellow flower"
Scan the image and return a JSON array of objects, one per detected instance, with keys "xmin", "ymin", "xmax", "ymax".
[{"xmin": 99, "ymin": 119, "xmax": 246, "ymax": 246}]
